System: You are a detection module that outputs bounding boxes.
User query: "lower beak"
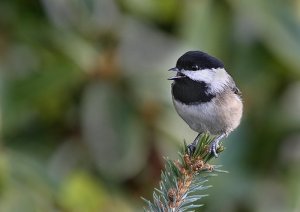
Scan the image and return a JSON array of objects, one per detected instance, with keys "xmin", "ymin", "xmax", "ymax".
[
  {"xmin": 168, "ymin": 68, "xmax": 186, "ymax": 80},
  {"xmin": 168, "ymin": 76, "xmax": 184, "ymax": 80}
]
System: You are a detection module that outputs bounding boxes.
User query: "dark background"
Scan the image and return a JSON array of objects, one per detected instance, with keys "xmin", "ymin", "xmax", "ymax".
[{"xmin": 1, "ymin": 0, "xmax": 300, "ymax": 211}]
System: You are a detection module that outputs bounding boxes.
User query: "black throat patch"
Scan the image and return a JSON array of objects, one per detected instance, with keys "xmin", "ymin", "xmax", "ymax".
[{"xmin": 172, "ymin": 78, "xmax": 215, "ymax": 105}]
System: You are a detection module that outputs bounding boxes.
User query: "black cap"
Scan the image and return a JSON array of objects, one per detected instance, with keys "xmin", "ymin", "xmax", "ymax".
[{"xmin": 176, "ymin": 51, "xmax": 224, "ymax": 70}]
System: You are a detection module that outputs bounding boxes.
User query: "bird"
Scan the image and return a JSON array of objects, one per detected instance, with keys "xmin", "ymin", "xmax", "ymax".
[{"xmin": 168, "ymin": 51, "xmax": 243, "ymax": 157}]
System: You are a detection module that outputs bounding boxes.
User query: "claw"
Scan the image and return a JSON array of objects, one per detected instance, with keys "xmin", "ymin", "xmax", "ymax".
[
  {"xmin": 210, "ymin": 142, "xmax": 219, "ymax": 158},
  {"xmin": 209, "ymin": 133, "xmax": 226, "ymax": 158},
  {"xmin": 187, "ymin": 143, "xmax": 196, "ymax": 155},
  {"xmin": 187, "ymin": 134, "xmax": 201, "ymax": 156}
]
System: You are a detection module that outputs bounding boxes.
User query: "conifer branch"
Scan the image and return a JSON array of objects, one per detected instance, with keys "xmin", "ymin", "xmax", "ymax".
[{"xmin": 143, "ymin": 133, "xmax": 226, "ymax": 212}]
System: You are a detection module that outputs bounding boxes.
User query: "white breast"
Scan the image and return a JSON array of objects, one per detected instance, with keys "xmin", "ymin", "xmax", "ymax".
[{"xmin": 172, "ymin": 92, "xmax": 243, "ymax": 135}]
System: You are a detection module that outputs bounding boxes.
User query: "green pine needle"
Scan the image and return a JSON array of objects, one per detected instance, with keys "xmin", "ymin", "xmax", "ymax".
[{"xmin": 142, "ymin": 133, "xmax": 226, "ymax": 212}]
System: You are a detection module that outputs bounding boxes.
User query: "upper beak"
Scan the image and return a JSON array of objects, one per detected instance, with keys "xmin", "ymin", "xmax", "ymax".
[
  {"xmin": 168, "ymin": 67, "xmax": 186, "ymax": 80},
  {"xmin": 168, "ymin": 67, "xmax": 179, "ymax": 72}
]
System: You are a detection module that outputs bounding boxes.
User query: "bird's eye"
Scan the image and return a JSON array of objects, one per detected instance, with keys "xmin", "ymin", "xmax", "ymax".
[{"xmin": 191, "ymin": 65, "xmax": 199, "ymax": 70}]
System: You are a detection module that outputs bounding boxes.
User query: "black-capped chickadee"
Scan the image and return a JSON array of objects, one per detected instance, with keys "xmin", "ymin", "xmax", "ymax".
[{"xmin": 168, "ymin": 51, "xmax": 243, "ymax": 157}]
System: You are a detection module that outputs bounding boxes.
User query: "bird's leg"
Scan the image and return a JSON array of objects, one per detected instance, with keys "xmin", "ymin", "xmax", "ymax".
[
  {"xmin": 187, "ymin": 133, "xmax": 201, "ymax": 155},
  {"xmin": 210, "ymin": 133, "xmax": 226, "ymax": 158}
]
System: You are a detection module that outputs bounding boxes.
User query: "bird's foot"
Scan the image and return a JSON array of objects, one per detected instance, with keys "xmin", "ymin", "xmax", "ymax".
[
  {"xmin": 187, "ymin": 143, "xmax": 197, "ymax": 155},
  {"xmin": 187, "ymin": 134, "xmax": 201, "ymax": 156},
  {"xmin": 209, "ymin": 134, "xmax": 226, "ymax": 158},
  {"xmin": 209, "ymin": 141, "xmax": 219, "ymax": 158}
]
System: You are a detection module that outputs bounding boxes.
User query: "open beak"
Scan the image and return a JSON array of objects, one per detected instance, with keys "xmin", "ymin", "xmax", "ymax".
[{"xmin": 168, "ymin": 67, "xmax": 186, "ymax": 80}]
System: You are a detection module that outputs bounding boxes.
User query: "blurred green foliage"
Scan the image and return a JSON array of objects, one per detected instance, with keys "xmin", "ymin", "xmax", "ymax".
[{"xmin": 1, "ymin": 0, "xmax": 300, "ymax": 211}]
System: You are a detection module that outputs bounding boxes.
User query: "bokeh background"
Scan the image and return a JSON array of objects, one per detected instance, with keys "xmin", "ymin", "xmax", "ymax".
[{"xmin": 1, "ymin": 0, "xmax": 300, "ymax": 211}]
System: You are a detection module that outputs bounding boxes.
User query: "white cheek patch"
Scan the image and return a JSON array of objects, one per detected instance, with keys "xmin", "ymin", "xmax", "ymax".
[
  {"xmin": 182, "ymin": 69, "xmax": 214, "ymax": 82},
  {"xmin": 182, "ymin": 68, "xmax": 230, "ymax": 93}
]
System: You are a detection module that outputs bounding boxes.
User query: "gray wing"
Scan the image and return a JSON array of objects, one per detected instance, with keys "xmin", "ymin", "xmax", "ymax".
[{"xmin": 228, "ymin": 76, "xmax": 242, "ymax": 97}]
